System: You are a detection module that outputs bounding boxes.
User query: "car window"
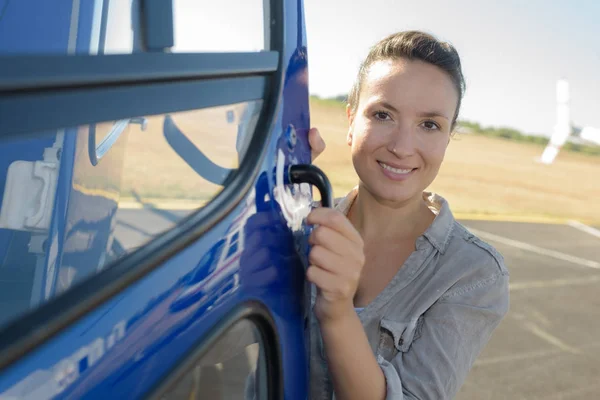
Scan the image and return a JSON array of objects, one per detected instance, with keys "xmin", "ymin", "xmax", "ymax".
[
  {"xmin": 159, "ymin": 318, "xmax": 268, "ymax": 400},
  {"xmin": 0, "ymin": 100, "xmax": 262, "ymax": 329}
]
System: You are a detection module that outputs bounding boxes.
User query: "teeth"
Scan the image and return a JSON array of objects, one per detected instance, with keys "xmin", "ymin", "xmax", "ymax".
[{"xmin": 379, "ymin": 162, "xmax": 413, "ymax": 174}]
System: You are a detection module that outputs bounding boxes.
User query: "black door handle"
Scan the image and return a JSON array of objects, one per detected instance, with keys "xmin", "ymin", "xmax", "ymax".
[{"xmin": 288, "ymin": 164, "xmax": 333, "ymax": 208}]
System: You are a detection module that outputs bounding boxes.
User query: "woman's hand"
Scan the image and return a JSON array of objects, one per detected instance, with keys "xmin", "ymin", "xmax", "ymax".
[
  {"xmin": 309, "ymin": 127, "xmax": 326, "ymax": 162},
  {"xmin": 307, "ymin": 207, "xmax": 365, "ymax": 324}
]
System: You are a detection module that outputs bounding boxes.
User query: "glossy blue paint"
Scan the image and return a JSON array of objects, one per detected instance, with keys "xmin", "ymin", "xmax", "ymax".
[
  {"xmin": 0, "ymin": 0, "xmax": 72, "ymax": 54},
  {"xmin": 0, "ymin": 0, "xmax": 314, "ymax": 398}
]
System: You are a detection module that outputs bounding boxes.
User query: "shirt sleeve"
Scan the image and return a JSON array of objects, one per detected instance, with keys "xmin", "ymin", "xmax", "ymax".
[{"xmin": 380, "ymin": 270, "xmax": 509, "ymax": 399}]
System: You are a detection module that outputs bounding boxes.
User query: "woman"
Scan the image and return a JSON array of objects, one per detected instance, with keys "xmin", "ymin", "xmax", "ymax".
[{"xmin": 306, "ymin": 31, "xmax": 509, "ymax": 399}]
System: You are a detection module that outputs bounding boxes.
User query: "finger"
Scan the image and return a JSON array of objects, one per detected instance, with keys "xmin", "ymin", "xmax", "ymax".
[
  {"xmin": 309, "ymin": 244, "xmax": 343, "ymax": 274},
  {"xmin": 306, "ymin": 264, "xmax": 335, "ymax": 291},
  {"xmin": 309, "ymin": 225, "xmax": 363, "ymax": 260},
  {"xmin": 307, "ymin": 208, "xmax": 363, "ymax": 246},
  {"xmin": 309, "ymin": 245, "xmax": 362, "ymax": 281},
  {"xmin": 306, "ymin": 265, "xmax": 354, "ymax": 299},
  {"xmin": 309, "ymin": 128, "xmax": 326, "ymax": 161}
]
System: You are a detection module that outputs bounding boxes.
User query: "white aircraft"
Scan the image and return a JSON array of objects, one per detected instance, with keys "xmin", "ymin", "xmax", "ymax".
[{"xmin": 540, "ymin": 79, "xmax": 600, "ymax": 164}]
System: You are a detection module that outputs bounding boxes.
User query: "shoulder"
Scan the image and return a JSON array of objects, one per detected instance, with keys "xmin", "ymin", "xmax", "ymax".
[
  {"xmin": 425, "ymin": 192, "xmax": 508, "ymax": 279},
  {"xmin": 425, "ymin": 192, "xmax": 509, "ymax": 303},
  {"xmin": 438, "ymin": 221, "xmax": 509, "ymax": 306},
  {"xmin": 449, "ymin": 221, "xmax": 508, "ymax": 276}
]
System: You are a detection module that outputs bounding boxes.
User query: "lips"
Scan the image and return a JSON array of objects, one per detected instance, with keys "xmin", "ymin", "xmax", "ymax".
[
  {"xmin": 376, "ymin": 161, "xmax": 417, "ymax": 182},
  {"xmin": 377, "ymin": 161, "xmax": 415, "ymax": 174}
]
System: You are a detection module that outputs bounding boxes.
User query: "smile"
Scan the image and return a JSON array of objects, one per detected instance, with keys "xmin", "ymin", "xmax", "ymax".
[{"xmin": 378, "ymin": 161, "xmax": 415, "ymax": 174}]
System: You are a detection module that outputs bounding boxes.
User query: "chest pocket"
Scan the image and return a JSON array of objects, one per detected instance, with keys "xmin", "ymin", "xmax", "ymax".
[{"xmin": 377, "ymin": 317, "xmax": 423, "ymax": 362}]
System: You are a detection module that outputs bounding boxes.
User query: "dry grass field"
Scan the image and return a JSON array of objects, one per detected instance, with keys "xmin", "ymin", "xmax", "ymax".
[{"xmin": 116, "ymin": 98, "xmax": 600, "ymax": 224}]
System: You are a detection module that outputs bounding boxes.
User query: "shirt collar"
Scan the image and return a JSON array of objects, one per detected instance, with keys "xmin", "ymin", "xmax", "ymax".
[
  {"xmin": 421, "ymin": 192, "xmax": 455, "ymax": 254},
  {"xmin": 334, "ymin": 187, "xmax": 455, "ymax": 254}
]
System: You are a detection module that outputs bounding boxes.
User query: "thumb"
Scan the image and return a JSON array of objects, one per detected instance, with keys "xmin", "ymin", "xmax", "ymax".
[{"xmin": 309, "ymin": 128, "xmax": 326, "ymax": 162}]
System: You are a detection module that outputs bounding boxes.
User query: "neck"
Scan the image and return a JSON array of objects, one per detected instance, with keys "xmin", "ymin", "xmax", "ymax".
[{"xmin": 347, "ymin": 184, "xmax": 435, "ymax": 242}]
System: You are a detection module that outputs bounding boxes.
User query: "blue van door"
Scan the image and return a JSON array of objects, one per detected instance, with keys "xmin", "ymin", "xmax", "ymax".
[{"xmin": 0, "ymin": 0, "xmax": 323, "ymax": 398}]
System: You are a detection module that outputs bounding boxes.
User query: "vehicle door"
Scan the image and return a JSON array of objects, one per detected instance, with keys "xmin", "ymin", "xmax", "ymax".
[{"xmin": 0, "ymin": 0, "xmax": 325, "ymax": 398}]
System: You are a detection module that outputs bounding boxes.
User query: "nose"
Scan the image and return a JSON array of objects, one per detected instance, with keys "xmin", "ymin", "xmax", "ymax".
[{"xmin": 386, "ymin": 124, "xmax": 416, "ymax": 158}]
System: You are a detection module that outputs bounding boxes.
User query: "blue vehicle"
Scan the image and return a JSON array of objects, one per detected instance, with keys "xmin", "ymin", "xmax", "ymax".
[{"xmin": 0, "ymin": 0, "xmax": 330, "ymax": 398}]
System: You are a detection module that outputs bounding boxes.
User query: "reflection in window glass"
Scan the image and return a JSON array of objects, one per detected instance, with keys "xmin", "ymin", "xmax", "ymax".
[
  {"xmin": 0, "ymin": 0, "xmax": 267, "ymax": 55},
  {"xmin": 160, "ymin": 319, "xmax": 266, "ymax": 400},
  {"xmin": 0, "ymin": 100, "xmax": 261, "ymax": 329},
  {"xmin": 172, "ymin": 0, "xmax": 268, "ymax": 52},
  {"xmin": 227, "ymin": 240, "xmax": 240, "ymax": 259},
  {"xmin": 102, "ymin": 0, "xmax": 137, "ymax": 54},
  {"xmin": 114, "ymin": 101, "xmax": 262, "ymax": 252},
  {"xmin": 0, "ymin": 0, "xmax": 138, "ymax": 55}
]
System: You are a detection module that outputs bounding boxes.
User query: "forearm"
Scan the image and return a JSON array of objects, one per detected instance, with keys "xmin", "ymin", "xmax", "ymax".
[{"xmin": 320, "ymin": 312, "xmax": 387, "ymax": 400}]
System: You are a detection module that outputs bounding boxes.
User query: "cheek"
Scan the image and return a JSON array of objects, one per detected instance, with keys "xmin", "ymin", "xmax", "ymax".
[
  {"xmin": 352, "ymin": 133, "xmax": 369, "ymax": 152},
  {"xmin": 418, "ymin": 135, "xmax": 449, "ymax": 166},
  {"xmin": 351, "ymin": 123, "xmax": 388, "ymax": 154}
]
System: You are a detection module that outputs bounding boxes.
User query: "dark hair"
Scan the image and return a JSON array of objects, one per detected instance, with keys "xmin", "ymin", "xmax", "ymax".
[{"xmin": 348, "ymin": 31, "xmax": 466, "ymax": 129}]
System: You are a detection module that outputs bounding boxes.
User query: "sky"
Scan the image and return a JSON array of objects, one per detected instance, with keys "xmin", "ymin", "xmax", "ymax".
[{"xmin": 303, "ymin": 0, "xmax": 600, "ymax": 136}]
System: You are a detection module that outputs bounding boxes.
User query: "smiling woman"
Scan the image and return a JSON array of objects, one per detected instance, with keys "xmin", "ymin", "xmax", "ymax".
[
  {"xmin": 306, "ymin": 31, "xmax": 509, "ymax": 400},
  {"xmin": 347, "ymin": 57, "xmax": 457, "ymax": 205}
]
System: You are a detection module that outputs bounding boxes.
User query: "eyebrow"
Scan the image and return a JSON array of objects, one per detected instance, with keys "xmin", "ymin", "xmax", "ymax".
[
  {"xmin": 376, "ymin": 101, "xmax": 450, "ymax": 121},
  {"xmin": 379, "ymin": 101, "xmax": 399, "ymax": 113},
  {"xmin": 417, "ymin": 111, "xmax": 450, "ymax": 121}
]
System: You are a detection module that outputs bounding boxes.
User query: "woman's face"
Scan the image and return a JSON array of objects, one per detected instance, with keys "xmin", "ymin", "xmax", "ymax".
[{"xmin": 347, "ymin": 58, "xmax": 458, "ymax": 206}]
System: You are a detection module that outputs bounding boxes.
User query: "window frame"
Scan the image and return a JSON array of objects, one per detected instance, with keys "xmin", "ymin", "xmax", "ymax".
[{"xmin": 0, "ymin": 0, "xmax": 285, "ymax": 372}]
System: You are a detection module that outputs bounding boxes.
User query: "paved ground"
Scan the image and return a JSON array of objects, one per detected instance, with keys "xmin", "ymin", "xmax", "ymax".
[
  {"xmin": 456, "ymin": 220, "xmax": 600, "ymax": 400},
  {"xmin": 114, "ymin": 208, "xmax": 600, "ymax": 399}
]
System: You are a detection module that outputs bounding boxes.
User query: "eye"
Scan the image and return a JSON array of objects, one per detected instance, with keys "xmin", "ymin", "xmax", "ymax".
[
  {"xmin": 373, "ymin": 110, "xmax": 391, "ymax": 121},
  {"xmin": 421, "ymin": 120, "xmax": 441, "ymax": 131}
]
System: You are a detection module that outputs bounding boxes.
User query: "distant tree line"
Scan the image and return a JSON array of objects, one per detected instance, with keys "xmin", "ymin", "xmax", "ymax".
[{"xmin": 457, "ymin": 120, "xmax": 600, "ymax": 157}]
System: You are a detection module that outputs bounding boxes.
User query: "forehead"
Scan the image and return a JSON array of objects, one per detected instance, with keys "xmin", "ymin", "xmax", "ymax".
[{"xmin": 360, "ymin": 59, "xmax": 458, "ymax": 116}]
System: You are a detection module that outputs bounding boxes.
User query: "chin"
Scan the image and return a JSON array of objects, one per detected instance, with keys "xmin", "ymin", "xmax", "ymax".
[{"xmin": 362, "ymin": 179, "xmax": 420, "ymax": 205}]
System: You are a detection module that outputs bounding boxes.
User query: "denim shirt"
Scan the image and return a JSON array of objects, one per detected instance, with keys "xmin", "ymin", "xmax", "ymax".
[{"xmin": 309, "ymin": 189, "xmax": 510, "ymax": 400}]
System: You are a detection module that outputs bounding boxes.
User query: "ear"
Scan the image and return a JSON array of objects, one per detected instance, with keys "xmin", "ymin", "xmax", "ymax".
[
  {"xmin": 448, "ymin": 127, "xmax": 455, "ymax": 144},
  {"xmin": 346, "ymin": 103, "xmax": 354, "ymax": 124},
  {"xmin": 346, "ymin": 104, "xmax": 354, "ymax": 146}
]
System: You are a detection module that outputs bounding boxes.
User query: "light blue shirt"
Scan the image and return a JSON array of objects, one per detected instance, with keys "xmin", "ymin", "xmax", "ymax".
[{"xmin": 310, "ymin": 189, "xmax": 510, "ymax": 400}]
